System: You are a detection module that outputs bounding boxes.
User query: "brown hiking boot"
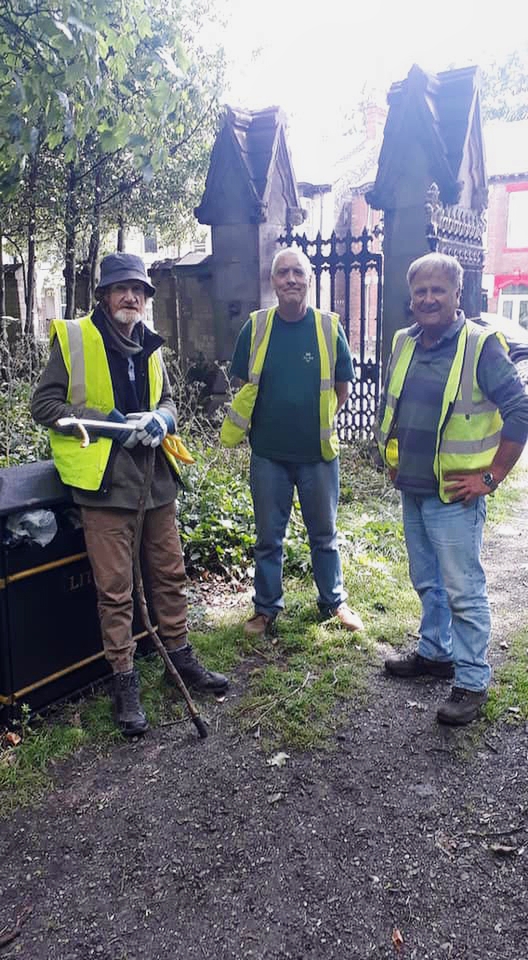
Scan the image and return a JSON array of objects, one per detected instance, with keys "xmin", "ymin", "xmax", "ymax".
[
  {"xmin": 330, "ymin": 602, "xmax": 364, "ymax": 632},
  {"xmin": 244, "ymin": 613, "xmax": 277, "ymax": 641},
  {"xmin": 385, "ymin": 651, "xmax": 455, "ymax": 679},
  {"xmin": 437, "ymin": 686, "xmax": 488, "ymax": 726}
]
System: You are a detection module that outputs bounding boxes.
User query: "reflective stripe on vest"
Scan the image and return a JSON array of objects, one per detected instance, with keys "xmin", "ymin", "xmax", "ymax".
[
  {"xmin": 450, "ymin": 330, "xmax": 498, "ymax": 417},
  {"xmin": 48, "ymin": 315, "xmax": 173, "ymax": 490},
  {"xmin": 67, "ymin": 321, "xmax": 86, "ymax": 405},
  {"xmin": 374, "ymin": 330, "xmax": 416, "ymax": 451},
  {"xmin": 228, "ymin": 406, "xmax": 251, "ymax": 431},
  {"xmin": 247, "ymin": 308, "xmax": 275, "ymax": 386},
  {"xmin": 314, "ymin": 310, "xmax": 339, "ymax": 458},
  {"xmin": 375, "ymin": 320, "xmax": 507, "ymax": 502},
  {"xmin": 220, "ymin": 308, "xmax": 340, "ymax": 459},
  {"xmin": 220, "ymin": 309, "xmax": 274, "ymax": 445}
]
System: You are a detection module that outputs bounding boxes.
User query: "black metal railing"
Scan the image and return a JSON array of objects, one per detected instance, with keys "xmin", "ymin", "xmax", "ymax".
[{"xmin": 277, "ymin": 226, "xmax": 383, "ymax": 438}]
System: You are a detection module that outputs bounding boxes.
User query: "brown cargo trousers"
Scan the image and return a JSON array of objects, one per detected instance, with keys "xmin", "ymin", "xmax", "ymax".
[{"xmin": 81, "ymin": 501, "xmax": 187, "ymax": 673}]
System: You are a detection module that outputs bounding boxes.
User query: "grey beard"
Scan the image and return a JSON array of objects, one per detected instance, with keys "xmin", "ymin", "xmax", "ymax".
[{"xmin": 113, "ymin": 309, "xmax": 144, "ymax": 328}]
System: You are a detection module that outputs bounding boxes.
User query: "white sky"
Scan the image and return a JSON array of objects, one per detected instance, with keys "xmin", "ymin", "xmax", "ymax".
[{"xmin": 216, "ymin": 0, "xmax": 527, "ymax": 182}]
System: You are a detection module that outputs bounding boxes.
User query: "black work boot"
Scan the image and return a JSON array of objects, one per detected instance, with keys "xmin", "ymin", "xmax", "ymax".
[
  {"xmin": 165, "ymin": 644, "xmax": 229, "ymax": 694},
  {"xmin": 437, "ymin": 687, "xmax": 488, "ymax": 726},
  {"xmin": 112, "ymin": 669, "xmax": 149, "ymax": 737},
  {"xmin": 385, "ymin": 651, "xmax": 454, "ymax": 680}
]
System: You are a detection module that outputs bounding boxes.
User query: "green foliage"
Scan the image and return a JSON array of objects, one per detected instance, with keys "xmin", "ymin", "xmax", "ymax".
[
  {"xmin": 178, "ymin": 447, "xmax": 255, "ymax": 579},
  {"xmin": 359, "ymin": 518, "xmax": 405, "ymax": 557},
  {"xmin": 0, "ymin": 0, "xmax": 225, "ymax": 311},
  {"xmin": 177, "ymin": 446, "xmax": 327, "ymax": 582},
  {"xmin": 0, "ymin": 381, "xmax": 50, "ymax": 467},
  {"xmin": 0, "ymin": 0, "xmax": 221, "ymax": 190},
  {"xmin": 485, "ymin": 629, "xmax": 528, "ymax": 722},
  {"xmin": 282, "ymin": 505, "xmax": 311, "ymax": 577},
  {"xmin": 0, "ymin": 333, "xmax": 50, "ymax": 467},
  {"xmin": 480, "ymin": 46, "xmax": 528, "ymax": 122}
]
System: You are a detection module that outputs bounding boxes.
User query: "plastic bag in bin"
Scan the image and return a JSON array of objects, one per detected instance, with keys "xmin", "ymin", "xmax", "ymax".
[{"xmin": 4, "ymin": 508, "xmax": 58, "ymax": 547}]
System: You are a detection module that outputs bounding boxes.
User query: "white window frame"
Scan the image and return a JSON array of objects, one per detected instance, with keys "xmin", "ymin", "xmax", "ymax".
[{"xmin": 506, "ymin": 188, "xmax": 528, "ymax": 249}]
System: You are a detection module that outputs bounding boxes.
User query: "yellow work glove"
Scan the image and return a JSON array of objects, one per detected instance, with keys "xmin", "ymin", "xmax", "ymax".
[{"xmin": 162, "ymin": 434, "xmax": 195, "ymax": 464}]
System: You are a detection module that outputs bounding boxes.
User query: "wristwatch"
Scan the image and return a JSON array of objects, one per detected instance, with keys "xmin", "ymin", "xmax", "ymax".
[{"xmin": 482, "ymin": 471, "xmax": 497, "ymax": 491}]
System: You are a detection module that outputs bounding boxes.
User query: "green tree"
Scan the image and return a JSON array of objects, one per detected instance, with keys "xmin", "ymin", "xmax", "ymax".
[
  {"xmin": 480, "ymin": 47, "xmax": 528, "ymax": 122},
  {"xmin": 0, "ymin": 142, "xmax": 66, "ymax": 334},
  {"xmin": 0, "ymin": 0, "xmax": 224, "ymax": 318},
  {"xmin": 0, "ymin": 0, "xmax": 155, "ymax": 194}
]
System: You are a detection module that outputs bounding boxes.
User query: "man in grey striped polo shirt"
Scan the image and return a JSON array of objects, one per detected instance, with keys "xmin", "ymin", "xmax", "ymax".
[{"xmin": 377, "ymin": 252, "xmax": 528, "ymax": 725}]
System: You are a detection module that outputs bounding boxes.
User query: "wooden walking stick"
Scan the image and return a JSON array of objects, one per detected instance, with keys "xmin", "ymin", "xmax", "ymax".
[
  {"xmin": 133, "ymin": 447, "xmax": 208, "ymax": 739},
  {"xmin": 59, "ymin": 416, "xmax": 208, "ymax": 739}
]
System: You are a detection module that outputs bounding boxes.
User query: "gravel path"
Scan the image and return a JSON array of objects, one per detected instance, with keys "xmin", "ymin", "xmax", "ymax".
[{"xmin": 1, "ymin": 481, "xmax": 527, "ymax": 960}]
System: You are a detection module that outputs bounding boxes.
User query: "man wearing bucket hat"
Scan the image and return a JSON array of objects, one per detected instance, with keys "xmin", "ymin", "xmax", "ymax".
[{"xmin": 32, "ymin": 252, "xmax": 228, "ymax": 736}]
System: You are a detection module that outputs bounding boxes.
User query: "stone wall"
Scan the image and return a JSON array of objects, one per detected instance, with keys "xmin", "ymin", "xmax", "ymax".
[{"xmin": 177, "ymin": 270, "xmax": 216, "ymax": 360}]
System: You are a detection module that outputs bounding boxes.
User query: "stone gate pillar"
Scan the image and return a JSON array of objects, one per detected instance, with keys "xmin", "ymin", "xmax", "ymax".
[
  {"xmin": 367, "ymin": 64, "xmax": 488, "ymax": 373},
  {"xmin": 194, "ymin": 106, "xmax": 305, "ymax": 361}
]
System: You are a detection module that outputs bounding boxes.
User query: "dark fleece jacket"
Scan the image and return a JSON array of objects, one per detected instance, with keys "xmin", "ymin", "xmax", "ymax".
[{"xmin": 31, "ymin": 308, "xmax": 180, "ymax": 510}]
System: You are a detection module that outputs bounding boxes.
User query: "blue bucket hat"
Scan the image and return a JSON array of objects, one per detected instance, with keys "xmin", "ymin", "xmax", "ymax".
[{"xmin": 94, "ymin": 252, "xmax": 156, "ymax": 299}]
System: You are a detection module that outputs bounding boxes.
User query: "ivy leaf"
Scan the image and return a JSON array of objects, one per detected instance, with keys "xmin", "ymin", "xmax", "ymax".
[
  {"xmin": 142, "ymin": 162, "xmax": 154, "ymax": 184},
  {"xmin": 267, "ymin": 752, "xmax": 290, "ymax": 768},
  {"xmin": 53, "ymin": 19, "xmax": 73, "ymax": 42},
  {"xmin": 157, "ymin": 47, "xmax": 182, "ymax": 78}
]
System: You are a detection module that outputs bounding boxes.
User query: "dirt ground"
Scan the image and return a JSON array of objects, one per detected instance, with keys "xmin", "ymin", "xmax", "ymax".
[{"xmin": 1, "ymin": 483, "xmax": 528, "ymax": 960}]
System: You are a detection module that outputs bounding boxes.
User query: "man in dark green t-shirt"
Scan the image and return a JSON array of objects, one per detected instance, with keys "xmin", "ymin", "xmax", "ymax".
[{"xmin": 229, "ymin": 246, "xmax": 364, "ymax": 639}]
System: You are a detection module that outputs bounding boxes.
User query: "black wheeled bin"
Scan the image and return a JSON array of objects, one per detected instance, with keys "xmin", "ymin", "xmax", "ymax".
[{"xmin": 0, "ymin": 460, "xmax": 152, "ymax": 720}]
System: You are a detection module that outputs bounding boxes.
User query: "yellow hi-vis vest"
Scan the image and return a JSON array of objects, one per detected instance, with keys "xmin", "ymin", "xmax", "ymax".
[
  {"xmin": 375, "ymin": 320, "xmax": 508, "ymax": 503},
  {"xmin": 220, "ymin": 307, "xmax": 340, "ymax": 461},
  {"xmin": 48, "ymin": 315, "xmax": 181, "ymax": 490}
]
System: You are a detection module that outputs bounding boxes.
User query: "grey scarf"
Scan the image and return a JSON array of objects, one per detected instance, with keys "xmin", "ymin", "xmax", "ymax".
[{"xmin": 101, "ymin": 306, "xmax": 144, "ymax": 358}]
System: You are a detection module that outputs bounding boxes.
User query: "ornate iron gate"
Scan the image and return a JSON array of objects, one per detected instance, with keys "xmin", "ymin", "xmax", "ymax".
[
  {"xmin": 277, "ymin": 225, "xmax": 383, "ymax": 439},
  {"xmin": 425, "ymin": 182, "xmax": 486, "ymax": 319}
]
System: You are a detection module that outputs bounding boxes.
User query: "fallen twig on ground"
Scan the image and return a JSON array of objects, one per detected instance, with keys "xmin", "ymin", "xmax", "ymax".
[
  {"xmin": 0, "ymin": 904, "xmax": 32, "ymax": 948},
  {"xmin": 248, "ymin": 671, "xmax": 313, "ymax": 729}
]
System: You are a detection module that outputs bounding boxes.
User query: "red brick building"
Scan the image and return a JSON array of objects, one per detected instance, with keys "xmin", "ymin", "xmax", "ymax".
[
  {"xmin": 483, "ymin": 120, "xmax": 528, "ymax": 326},
  {"xmin": 332, "ymin": 106, "xmax": 385, "ymax": 354}
]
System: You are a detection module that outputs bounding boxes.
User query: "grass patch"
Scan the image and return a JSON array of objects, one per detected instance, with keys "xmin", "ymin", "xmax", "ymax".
[
  {"xmin": 234, "ymin": 593, "xmax": 372, "ymax": 750},
  {"xmin": 486, "ymin": 465, "xmax": 527, "ymax": 526},
  {"xmin": 2, "ymin": 444, "xmax": 527, "ymax": 807},
  {"xmin": 484, "ymin": 628, "xmax": 528, "ymax": 723},
  {"xmin": 0, "ymin": 627, "xmax": 245, "ymax": 815},
  {"xmin": 0, "ymin": 720, "xmax": 88, "ymax": 811}
]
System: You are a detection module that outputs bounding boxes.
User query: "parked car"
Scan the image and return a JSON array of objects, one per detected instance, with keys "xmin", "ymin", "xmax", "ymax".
[{"xmin": 469, "ymin": 312, "xmax": 528, "ymax": 382}]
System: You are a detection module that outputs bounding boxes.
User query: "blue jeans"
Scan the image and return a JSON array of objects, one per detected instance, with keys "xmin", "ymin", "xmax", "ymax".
[
  {"xmin": 401, "ymin": 493, "xmax": 491, "ymax": 692},
  {"xmin": 249, "ymin": 453, "xmax": 346, "ymax": 617}
]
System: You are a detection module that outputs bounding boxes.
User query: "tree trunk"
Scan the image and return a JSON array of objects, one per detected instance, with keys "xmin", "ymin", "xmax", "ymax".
[
  {"xmin": 87, "ymin": 166, "xmax": 102, "ymax": 304},
  {"xmin": 64, "ymin": 162, "xmax": 78, "ymax": 319},
  {"xmin": 117, "ymin": 196, "xmax": 126, "ymax": 251},
  {"xmin": 25, "ymin": 155, "xmax": 38, "ymax": 342},
  {"xmin": 0, "ymin": 221, "xmax": 5, "ymax": 319}
]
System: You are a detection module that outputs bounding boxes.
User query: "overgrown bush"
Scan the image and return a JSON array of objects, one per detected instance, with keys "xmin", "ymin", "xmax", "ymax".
[
  {"xmin": 0, "ymin": 332, "xmax": 50, "ymax": 467},
  {"xmin": 162, "ymin": 347, "xmax": 229, "ymax": 442},
  {"xmin": 0, "ymin": 338, "xmax": 352, "ymax": 583},
  {"xmin": 178, "ymin": 445, "xmax": 255, "ymax": 579}
]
